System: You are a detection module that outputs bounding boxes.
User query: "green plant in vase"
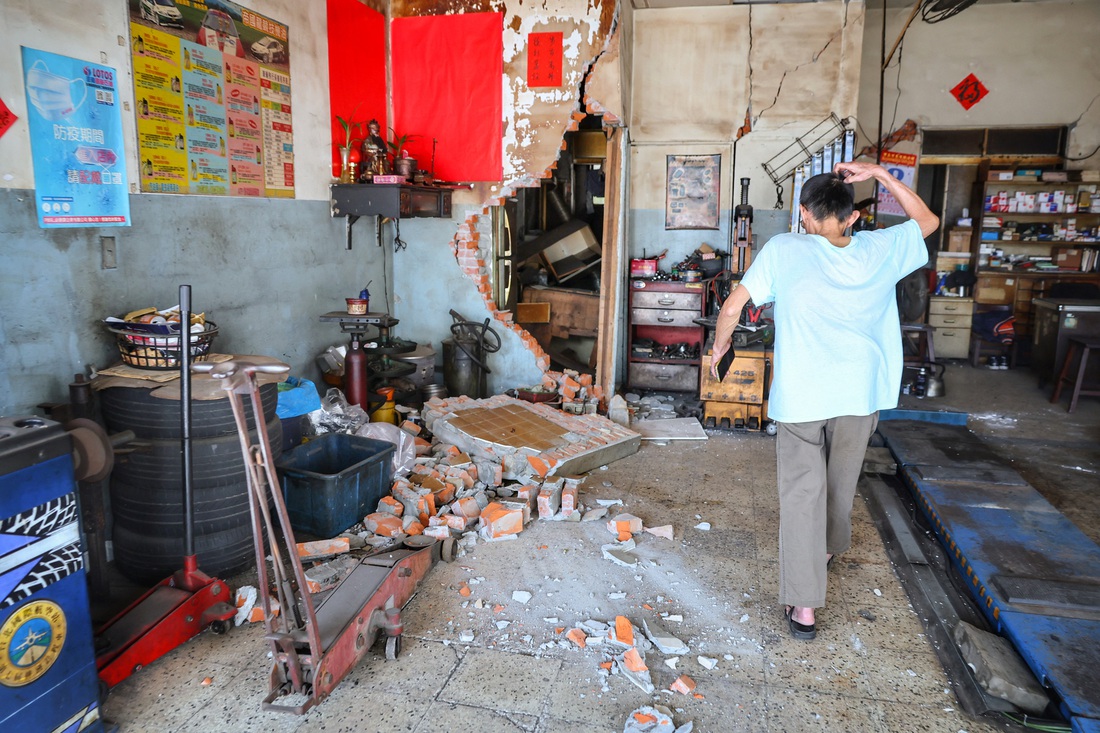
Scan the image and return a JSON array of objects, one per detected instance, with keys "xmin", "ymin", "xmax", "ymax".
[
  {"xmin": 388, "ymin": 128, "xmax": 419, "ymax": 179},
  {"xmin": 334, "ymin": 112, "xmax": 364, "ymax": 183}
]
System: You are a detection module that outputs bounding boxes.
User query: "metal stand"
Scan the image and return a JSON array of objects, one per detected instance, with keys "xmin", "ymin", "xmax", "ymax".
[
  {"xmin": 319, "ymin": 311, "xmax": 416, "ymax": 397},
  {"xmin": 197, "ymin": 360, "xmax": 455, "ymax": 715}
]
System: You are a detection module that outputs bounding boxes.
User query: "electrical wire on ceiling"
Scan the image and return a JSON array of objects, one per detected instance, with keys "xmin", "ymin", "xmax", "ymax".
[{"xmin": 921, "ymin": 0, "xmax": 979, "ymax": 24}]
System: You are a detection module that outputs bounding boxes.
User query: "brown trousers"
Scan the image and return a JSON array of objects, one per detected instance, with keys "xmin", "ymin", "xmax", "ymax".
[{"xmin": 775, "ymin": 413, "xmax": 879, "ymax": 608}]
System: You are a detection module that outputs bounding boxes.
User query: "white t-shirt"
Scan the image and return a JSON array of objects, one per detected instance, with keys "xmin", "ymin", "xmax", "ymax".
[{"xmin": 739, "ymin": 219, "xmax": 928, "ymax": 423}]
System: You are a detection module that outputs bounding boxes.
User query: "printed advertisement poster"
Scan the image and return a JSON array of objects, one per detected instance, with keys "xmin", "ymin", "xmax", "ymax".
[
  {"xmin": 877, "ymin": 150, "xmax": 917, "ymax": 218},
  {"xmin": 128, "ymin": 0, "xmax": 292, "ymax": 198},
  {"xmin": 21, "ymin": 47, "xmax": 131, "ymax": 228}
]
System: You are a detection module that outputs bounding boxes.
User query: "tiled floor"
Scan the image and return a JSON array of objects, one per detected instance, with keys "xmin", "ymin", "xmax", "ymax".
[{"xmin": 100, "ymin": 362, "xmax": 1099, "ymax": 732}]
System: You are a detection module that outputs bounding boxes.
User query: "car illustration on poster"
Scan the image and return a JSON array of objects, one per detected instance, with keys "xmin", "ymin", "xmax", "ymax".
[
  {"xmin": 250, "ymin": 36, "xmax": 286, "ymax": 64},
  {"xmin": 197, "ymin": 9, "xmax": 245, "ymax": 58},
  {"xmin": 139, "ymin": 0, "xmax": 183, "ymax": 27}
]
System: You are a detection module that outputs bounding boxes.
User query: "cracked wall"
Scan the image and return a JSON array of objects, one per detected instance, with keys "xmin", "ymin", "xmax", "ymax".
[
  {"xmin": 390, "ymin": 0, "xmax": 620, "ymax": 395},
  {"xmin": 628, "ymin": 2, "xmax": 864, "ymax": 266},
  {"xmin": 859, "ymin": 1, "xmax": 1100, "ymax": 167}
]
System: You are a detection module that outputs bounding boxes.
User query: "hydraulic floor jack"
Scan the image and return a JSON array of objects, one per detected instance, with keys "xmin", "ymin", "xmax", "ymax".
[{"xmin": 197, "ymin": 360, "xmax": 455, "ymax": 715}]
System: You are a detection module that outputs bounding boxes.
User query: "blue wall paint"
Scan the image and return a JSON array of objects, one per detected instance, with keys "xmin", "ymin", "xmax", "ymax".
[
  {"xmin": 0, "ymin": 189, "xmax": 386, "ymax": 416},
  {"xmin": 627, "ymin": 208, "xmax": 791, "ymax": 270},
  {"xmin": 389, "ymin": 217, "xmax": 543, "ymax": 395}
]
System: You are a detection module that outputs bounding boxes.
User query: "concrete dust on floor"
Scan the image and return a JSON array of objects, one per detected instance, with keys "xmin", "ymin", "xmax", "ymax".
[{"xmin": 102, "ymin": 429, "xmax": 1011, "ymax": 732}]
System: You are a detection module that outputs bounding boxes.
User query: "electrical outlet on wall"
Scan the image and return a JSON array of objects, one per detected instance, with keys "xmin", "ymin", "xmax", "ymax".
[{"xmin": 101, "ymin": 235, "xmax": 117, "ymax": 269}]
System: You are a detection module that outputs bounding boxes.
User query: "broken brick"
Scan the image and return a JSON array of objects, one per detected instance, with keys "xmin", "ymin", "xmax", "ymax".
[
  {"xmin": 537, "ymin": 486, "xmax": 561, "ymax": 519},
  {"xmin": 479, "ymin": 502, "xmax": 523, "ymax": 538},
  {"xmin": 615, "ymin": 616, "xmax": 635, "ymax": 647},
  {"xmin": 560, "ymin": 486, "xmax": 578, "ymax": 517},
  {"xmin": 566, "ymin": 628, "xmax": 587, "ymax": 648},
  {"xmin": 623, "ymin": 647, "xmax": 648, "ymax": 673},
  {"xmin": 670, "ymin": 675, "xmax": 696, "ymax": 695},
  {"xmin": 377, "ymin": 496, "xmax": 404, "ymax": 517},
  {"xmin": 607, "ymin": 513, "xmax": 643, "ymax": 537},
  {"xmin": 364, "ymin": 513, "xmax": 403, "ymax": 537},
  {"xmin": 452, "ymin": 496, "xmax": 482, "ymax": 519},
  {"xmin": 295, "ymin": 537, "xmax": 350, "ymax": 559},
  {"xmin": 423, "ymin": 525, "xmax": 452, "ymax": 539}
]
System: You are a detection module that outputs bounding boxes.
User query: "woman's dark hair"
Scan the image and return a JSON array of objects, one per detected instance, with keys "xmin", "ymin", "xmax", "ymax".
[{"xmin": 800, "ymin": 172, "xmax": 855, "ymax": 222}]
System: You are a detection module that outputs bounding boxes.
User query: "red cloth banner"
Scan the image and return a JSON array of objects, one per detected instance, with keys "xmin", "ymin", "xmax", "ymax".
[
  {"xmin": 392, "ymin": 13, "xmax": 503, "ymax": 182},
  {"xmin": 327, "ymin": 0, "xmax": 386, "ymax": 169},
  {"xmin": 528, "ymin": 32, "xmax": 563, "ymax": 88}
]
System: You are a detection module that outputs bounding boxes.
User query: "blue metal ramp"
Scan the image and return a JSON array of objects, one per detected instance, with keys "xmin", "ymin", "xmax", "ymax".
[{"xmin": 878, "ymin": 420, "xmax": 1100, "ymax": 728}]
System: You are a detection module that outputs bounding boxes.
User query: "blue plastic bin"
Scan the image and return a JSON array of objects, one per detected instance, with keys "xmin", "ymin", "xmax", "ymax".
[{"xmin": 275, "ymin": 433, "xmax": 395, "ymax": 537}]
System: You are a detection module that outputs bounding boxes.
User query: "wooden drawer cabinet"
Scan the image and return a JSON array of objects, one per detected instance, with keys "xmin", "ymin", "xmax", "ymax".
[
  {"xmin": 928, "ymin": 296, "xmax": 973, "ymax": 359},
  {"xmin": 627, "ymin": 280, "xmax": 706, "ymax": 392}
]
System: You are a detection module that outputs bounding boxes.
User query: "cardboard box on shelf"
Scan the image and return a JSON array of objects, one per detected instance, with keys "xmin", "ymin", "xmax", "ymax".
[
  {"xmin": 947, "ymin": 228, "xmax": 972, "ymax": 252},
  {"xmin": 1052, "ymin": 247, "xmax": 1083, "ymax": 270}
]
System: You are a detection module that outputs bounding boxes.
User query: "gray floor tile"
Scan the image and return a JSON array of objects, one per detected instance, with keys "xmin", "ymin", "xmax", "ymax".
[
  {"xmin": 439, "ymin": 647, "xmax": 562, "ymax": 716},
  {"xmin": 413, "ymin": 701, "xmax": 539, "ymax": 732},
  {"xmin": 765, "ymin": 686, "xmax": 886, "ymax": 732}
]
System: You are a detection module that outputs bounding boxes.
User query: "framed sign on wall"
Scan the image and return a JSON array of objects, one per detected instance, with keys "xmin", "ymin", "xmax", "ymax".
[{"xmin": 666, "ymin": 154, "xmax": 720, "ymax": 230}]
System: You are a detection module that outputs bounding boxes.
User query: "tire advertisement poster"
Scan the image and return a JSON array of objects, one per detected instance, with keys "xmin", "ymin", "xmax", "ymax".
[{"xmin": 128, "ymin": 0, "xmax": 293, "ymax": 197}]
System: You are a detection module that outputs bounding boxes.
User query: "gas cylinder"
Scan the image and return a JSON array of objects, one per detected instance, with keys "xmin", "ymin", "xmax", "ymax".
[{"xmin": 344, "ymin": 334, "xmax": 368, "ymax": 411}]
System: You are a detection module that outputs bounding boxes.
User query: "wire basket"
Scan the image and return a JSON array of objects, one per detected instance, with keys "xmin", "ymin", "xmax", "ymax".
[{"xmin": 109, "ymin": 321, "xmax": 219, "ymax": 370}]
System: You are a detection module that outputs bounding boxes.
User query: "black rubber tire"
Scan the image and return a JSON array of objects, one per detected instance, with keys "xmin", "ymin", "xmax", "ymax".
[
  {"xmin": 112, "ymin": 417, "xmax": 282, "ymax": 489},
  {"xmin": 99, "ymin": 382, "xmax": 279, "ymax": 440},
  {"xmin": 110, "ymin": 477, "xmax": 251, "ymax": 537},
  {"xmin": 112, "ymin": 522, "xmax": 254, "ymax": 585}
]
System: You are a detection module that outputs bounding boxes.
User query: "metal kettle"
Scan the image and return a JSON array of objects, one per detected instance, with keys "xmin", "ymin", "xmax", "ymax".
[{"xmin": 924, "ymin": 362, "xmax": 946, "ymax": 398}]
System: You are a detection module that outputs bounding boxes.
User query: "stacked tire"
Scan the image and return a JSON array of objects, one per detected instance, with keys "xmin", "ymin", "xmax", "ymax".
[{"xmin": 100, "ymin": 383, "xmax": 282, "ymax": 584}]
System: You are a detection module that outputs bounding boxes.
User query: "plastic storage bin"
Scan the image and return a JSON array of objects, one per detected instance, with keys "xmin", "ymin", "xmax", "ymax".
[{"xmin": 276, "ymin": 433, "xmax": 395, "ymax": 537}]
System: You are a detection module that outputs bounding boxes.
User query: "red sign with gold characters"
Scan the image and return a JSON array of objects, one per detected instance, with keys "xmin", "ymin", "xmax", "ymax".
[
  {"xmin": 528, "ymin": 32, "xmax": 563, "ymax": 88},
  {"xmin": 950, "ymin": 73, "xmax": 988, "ymax": 111}
]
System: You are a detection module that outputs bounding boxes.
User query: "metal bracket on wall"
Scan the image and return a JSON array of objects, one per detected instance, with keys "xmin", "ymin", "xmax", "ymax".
[{"xmin": 762, "ymin": 113, "xmax": 848, "ymax": 187}]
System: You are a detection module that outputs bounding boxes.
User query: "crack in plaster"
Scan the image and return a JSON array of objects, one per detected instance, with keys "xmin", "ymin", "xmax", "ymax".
[
  {"xmin": 752, "ymin": 12, "xmax": 847, "ymax": 126},
  {"xmin": 1072, "ymin": 92, "xmax": 1100, "ymax": 127}
]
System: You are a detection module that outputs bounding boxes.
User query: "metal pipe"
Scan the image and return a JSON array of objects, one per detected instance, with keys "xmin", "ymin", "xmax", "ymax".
[{"xmin": 180, "ymin": 284, "xmax": 194, "ymax": 559}]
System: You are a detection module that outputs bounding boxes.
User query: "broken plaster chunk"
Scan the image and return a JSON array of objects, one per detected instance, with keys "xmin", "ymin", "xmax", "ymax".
[
  {"xmin": 582, "ymin": 506, "xmax": 609, "ymax": 522},
  {"xmin": 697, "ymin": 656, "xmax": 718, "ymax": 670},
  {"xmin": 616, "ymin": 655, "xmax": 656, "ymax": 695},
  {"xmin": 608, "ymin": 591, "xmax": 627, "ymax": 601},
  {"xmin": 644, "ymin": 525, "xmax": 674, "ymax": 541},
  {"xmin": 459, "ymin": 630, "xmax": 475, "ymax": 643},
  {"xmin": 603, "ymin": 542, "xmax": 638, "ymax": 568},
  {"xmin": 642, "ymin": 619, "xmax": 690, "ymax": 656},
  {"xmin": 664, "ymin": 657, "xmax": 679, "ymax": 670},
  {"xmin": 233, "ymin": 585, "xmax": 258, "ymax": 627},
  {"xmin": 694, "ymin": 522, "xmax": 711, "ymax": 531},
  {"xmin": 512, "ymin": 590, "xmax": 533, "ymax": 605}
]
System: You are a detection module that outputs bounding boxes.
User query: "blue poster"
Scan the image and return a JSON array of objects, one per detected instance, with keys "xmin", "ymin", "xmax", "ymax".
[{"xmin": 21, "ymin": 47, "xmax": 130, "ymax": 228}]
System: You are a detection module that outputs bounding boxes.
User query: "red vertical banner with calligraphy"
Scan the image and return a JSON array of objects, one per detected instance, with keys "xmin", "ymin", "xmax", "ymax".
[{"xmin": 528, "ymin": 32, "xmax": 563, "ymax": 88}]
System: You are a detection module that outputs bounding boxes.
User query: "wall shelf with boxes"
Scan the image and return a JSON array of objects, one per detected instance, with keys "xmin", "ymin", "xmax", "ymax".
[
  {"xmin": 627, "ymin": 280, "xmax": 706, "ymax": 392},
  {"xmin": 969, "ymin": 164, "xmax": 1100, "ymax": 274},
  {"xmin": 961, "ymin": 163, "xmax": 1100, "ymax": 358}
]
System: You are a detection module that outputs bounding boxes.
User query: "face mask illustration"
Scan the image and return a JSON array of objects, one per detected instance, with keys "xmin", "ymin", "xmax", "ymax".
[{"xmin": 26, "ymin": 60, "xmax": 87, "ymax": 122}]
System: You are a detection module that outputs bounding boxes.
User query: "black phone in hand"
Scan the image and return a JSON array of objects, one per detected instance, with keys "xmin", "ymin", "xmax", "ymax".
[{"xmin": 716, "ymin": 348, "xmax": 736, "ymax": 382}]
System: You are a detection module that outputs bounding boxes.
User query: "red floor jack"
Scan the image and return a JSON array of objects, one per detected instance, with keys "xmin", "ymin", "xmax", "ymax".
[
  {"xmin": 199, "ymin": 359, "xmax": 455, "ymax": 715},
  {"xmin": 95, "ymin": 285, "xmax": 236, "ymax": 690}
]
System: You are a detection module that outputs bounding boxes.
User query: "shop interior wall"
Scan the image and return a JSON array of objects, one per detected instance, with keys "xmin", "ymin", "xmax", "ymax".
[
  {"xmin": 389, "ymin": 0, "xmax": 618, "ymax": 395},
  {"xmin": 857, "ymin": 0, "xmax": 1100, "ymax": 167},
  {"xmin": 0, "ymin": 0, "xmax": 382, "ymax": 416},
  {"xmin": 627, "ymin": 2, "xmax": 865, "ymax": 273}
]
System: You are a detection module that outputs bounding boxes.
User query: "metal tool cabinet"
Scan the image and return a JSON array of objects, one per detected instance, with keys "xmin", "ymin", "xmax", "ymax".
[{"xmin": 627, "ymin": 280, "xmax": 706, "ymax": 392}]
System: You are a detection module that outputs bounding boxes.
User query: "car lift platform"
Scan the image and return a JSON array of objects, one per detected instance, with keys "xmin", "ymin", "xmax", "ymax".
[{"xmin": 878, "ymin": 419, "xmax": 1100, "ymax": 733}]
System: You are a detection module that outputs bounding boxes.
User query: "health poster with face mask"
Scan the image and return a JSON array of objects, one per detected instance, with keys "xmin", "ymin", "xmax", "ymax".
[{"xmin": 21, "ymin": 47, "xmax": 130, "ymax": 228}]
